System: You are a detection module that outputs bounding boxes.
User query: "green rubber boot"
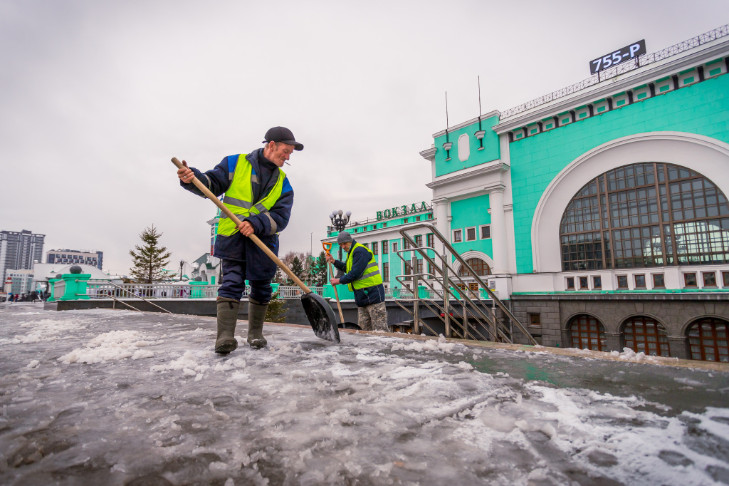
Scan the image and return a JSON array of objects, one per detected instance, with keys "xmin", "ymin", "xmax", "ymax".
[
  {"xmin": 247, "ymin": 298, "xmax": 268, "ymax": 349},
  {"xmin": 215, "ymin": 297, "xmax": 239, "ymax": 354}
]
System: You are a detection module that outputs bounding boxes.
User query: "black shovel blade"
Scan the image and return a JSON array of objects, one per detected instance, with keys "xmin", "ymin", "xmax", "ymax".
[{"xmin": 300, "ymin": 293, "xmax": 340, "ymax": 343}]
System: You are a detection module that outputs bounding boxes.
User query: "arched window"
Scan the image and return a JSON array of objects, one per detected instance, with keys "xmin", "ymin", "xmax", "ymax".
[
  {"xmin": 568, "ymin": 315, "xmax": 606, "ymax": 351},
  {"xmin": 459, "ymin": 258, "xmax": 490, "ymax": 277},
  {"xmin": 560, "ymin": 163, "xmax": 729, "ymax": 271},
  {"xmin": 687, "ymin": 318, "xmax": 729, "ymax": 362},
  {"xmin": 622, "ymin": 317, "xmax": 671, "ymax": 356}
]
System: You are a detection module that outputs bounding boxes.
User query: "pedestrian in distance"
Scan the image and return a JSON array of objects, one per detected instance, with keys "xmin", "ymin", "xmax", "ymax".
[
  {"xmin": 177, "ymin": 126, "xmax": 302, "ymax": 354},
  {"xmin": 327, "ymin": 231, "xmax": 389, "ymax": 331}
]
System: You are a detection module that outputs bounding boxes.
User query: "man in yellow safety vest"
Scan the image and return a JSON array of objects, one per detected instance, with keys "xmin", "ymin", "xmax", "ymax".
[
  {"xmin": 327, "ymin": 231, "xmax": 388, "ymax": 331},
  {"xmin": 177, "ymin": 126, "xmax": 301, "ymax": 353}
]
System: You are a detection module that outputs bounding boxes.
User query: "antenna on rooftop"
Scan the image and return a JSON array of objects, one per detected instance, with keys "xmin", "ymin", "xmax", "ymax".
[
  {"xmin": 442, "ymin": 91, "xmax": 453, "ymax": 159},
  {"xmin": 477, "ymin": 76, "xmax": 483, "ymax": 131},
  {"xmin": 444, "ymin": 90, "xmax": 450, "ymax": 143}
]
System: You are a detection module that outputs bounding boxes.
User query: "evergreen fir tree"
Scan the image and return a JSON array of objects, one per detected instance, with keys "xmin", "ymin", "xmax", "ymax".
[
  {"xmin": 129, "ymin": 225, "xmax": 173, "ymax": 283},
  {"xmin": 288, "ymin": 256, "xmax": 306, "ymax": 285},
  {"xmin": 311, "ymin": 251, "xmax": 329, "ymax": 286},
  {"xmin": 264, "ymin": 292, "xmax": 287, "ymax": 322},
  {"xmin": 273, "ymin": 268, "xmax": 287, "ymax": 285}
]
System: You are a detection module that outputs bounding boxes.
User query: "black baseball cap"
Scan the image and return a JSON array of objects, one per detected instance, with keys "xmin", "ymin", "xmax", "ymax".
[{"xmin": 263, "ymin": 126, "xmax": 304, "ymax": 151}]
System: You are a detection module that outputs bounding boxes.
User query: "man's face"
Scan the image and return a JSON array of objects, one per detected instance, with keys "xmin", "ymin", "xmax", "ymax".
[
  {"xmin": 265, "ymin": 142, "xmax": 295, "ymax": 167},
  {"xmin": 341, "ymin": 242, "xmax": 352, "ymax": 252}
]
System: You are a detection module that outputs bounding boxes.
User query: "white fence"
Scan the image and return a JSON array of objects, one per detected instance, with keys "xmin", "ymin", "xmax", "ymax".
[{"xmin": 85, "ymin": 281, "xmax": 324, "ymax": 300}]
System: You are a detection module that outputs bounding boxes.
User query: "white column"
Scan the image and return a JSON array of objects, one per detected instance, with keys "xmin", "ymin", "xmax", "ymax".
[
  {"xmin": 490, "ymin": 188, "xmax": 508, "ymax": 274},
  {"xmin": 432, "ymin": 198, "xmax": 450, "ymax": 256}
]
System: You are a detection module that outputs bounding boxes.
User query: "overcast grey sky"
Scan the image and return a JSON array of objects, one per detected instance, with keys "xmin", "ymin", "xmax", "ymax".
[{"xmin": 1, "ymin": 0, "xmax": 726, "ymax": 276}]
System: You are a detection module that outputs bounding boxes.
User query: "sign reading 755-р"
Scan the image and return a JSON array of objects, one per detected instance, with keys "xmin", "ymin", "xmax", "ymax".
[{"xmin": 589, "ymin": 40, "xmax": 646, "ymax": 75}]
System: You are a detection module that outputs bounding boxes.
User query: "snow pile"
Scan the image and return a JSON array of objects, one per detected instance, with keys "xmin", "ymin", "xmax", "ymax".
[
  {"xmin": 150, "ymin": 349, "xmax": 214, "ymax": 381},
  {"xmin": 0, "ymin": 318, "xmax": 83, "ymax": 345},
  {"xmin": 390, "ymin": 334, "xmax": 463, "ymax": 354},
  {"xmin": 608, "ymin": 346, "xmax": 677, "ymax": 363},
  {"xmin": 59, "ymin": 329, "xmax": 157, "ymax": 364}
]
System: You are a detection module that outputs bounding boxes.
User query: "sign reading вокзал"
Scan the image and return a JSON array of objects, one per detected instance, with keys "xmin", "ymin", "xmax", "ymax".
[{"xmin": 377, "ymin": 201, "xmax": 431, "ymax": 221}]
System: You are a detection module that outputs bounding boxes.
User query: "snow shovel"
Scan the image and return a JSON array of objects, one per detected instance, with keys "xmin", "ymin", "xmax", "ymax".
[
  {"xmin": 171, "ymin": 157, "xmax": 340, "ymax": 343},
  {"xmin": 322, "ymin": 242, "xmax": 361, "ymax": 330}
]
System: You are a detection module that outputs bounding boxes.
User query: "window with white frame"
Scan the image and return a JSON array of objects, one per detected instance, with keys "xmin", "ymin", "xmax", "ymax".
[
  {"xmin": 466, "ymin": 227, "xmax": 477, "ymax": 241},
  {"xmin": 452, "ymin": 229, "xmax": 462, "ymax": 243},
  {"xmin": 480, "ymin": 225, "xmax": 491, "ymax": 239}
]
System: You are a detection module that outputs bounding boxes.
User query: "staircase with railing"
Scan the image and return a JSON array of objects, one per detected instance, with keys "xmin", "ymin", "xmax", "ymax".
[{"xmin": 392, "ymin": 223, "xmax": 537, "ymax": 345}]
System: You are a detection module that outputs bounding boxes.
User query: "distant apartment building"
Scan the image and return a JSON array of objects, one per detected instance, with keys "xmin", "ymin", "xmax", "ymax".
[
  {"xmin": 5, "ymin": 269, "xmax": 34, "ymax": 295},
  {"xmin": 0, "ymin": 229, "xmax": 45, "ymax": 281},
  {"xmin": 46, "ymin": 249, "xmax": 104, "ymax": 270}
]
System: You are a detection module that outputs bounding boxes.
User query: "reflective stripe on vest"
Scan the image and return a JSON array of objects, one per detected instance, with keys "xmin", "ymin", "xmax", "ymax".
[
  {"xmin": 217, "ymin": 154, "xmax": 285, "ymax": 236},
  {"xmin": 345, "ymin": 242, "xmax": 383, "ymax": 291}
]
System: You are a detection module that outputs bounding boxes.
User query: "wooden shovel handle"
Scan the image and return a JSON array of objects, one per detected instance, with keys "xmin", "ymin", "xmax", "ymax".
[
  {"xmin": 322, "ymin": 242, "xmax": 345, "ymax": 322},
  {"xmin": 328, "ymin": 262, "xmax": 345, "ymax": 322},
  {"xmin": 171, "ymin": 157, "xmax": 311, "ymax": 294}
]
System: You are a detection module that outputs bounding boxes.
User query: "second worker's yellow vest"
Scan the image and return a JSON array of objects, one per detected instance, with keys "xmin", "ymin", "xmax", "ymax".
[{"xmin": 345, "ymin": 242, "xmax": 383, "ymax": 291}]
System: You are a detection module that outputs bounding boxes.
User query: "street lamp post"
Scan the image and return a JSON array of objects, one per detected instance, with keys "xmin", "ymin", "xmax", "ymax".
[
  {"xmin": 329, "ymin": 209, "xmax": 351, "ymax": 278},
  {"xmin": 179, "ymin": 260, "xmax": 184, "ymax": 281},
  {"xmin": 309, "ymin": 232, "xmax": 314, "ymax": 286}
]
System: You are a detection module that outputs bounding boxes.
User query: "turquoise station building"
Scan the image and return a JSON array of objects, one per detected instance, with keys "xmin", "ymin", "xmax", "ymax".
[{"xmin": 326, "ymin": 25, "xmax": 729, "ymax": 362}]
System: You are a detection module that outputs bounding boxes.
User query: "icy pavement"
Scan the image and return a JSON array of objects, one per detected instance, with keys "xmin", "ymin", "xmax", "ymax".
[{"xmin": 1, "ymin": 303, "xmax": 728, "ymax": 486}]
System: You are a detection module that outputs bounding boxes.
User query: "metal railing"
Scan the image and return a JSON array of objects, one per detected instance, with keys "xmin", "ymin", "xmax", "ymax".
[
  {"xmin": 500, "ymin": 24, "xmax": 729, "ymax": 120},
  {"xmin": 392, "ymin": 223, "xmax": 537, "ymax": 345},
  {"xmin": 383, "ymin": 287, "xmax": 436, "ymax": 299},
  {"xmin": 84, "ymin": 281, "xmax": 323, "ymax": 300},
  {"xmin": 81, "ymin": 281, "xmax": 173, "ymax": 313},
  {"xmin": 274, "ymin": 286, "xmax": 325, "ymax": 298}
]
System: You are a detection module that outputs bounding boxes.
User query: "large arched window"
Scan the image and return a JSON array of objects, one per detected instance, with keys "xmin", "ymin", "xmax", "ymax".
[
  {"xmin": 568, "ymin": 315, "xmax": 606, "ymax": 351},
  {"xmin": 459, "ymin": 258, "xmax": 491, "ymax": 277},
  {"xmin": 687, "ymin": 318, "xmax": 729, "ymax": 362},
  {"xmin": 560, "ymin": 163, "xmax": 729, "ymax": 270},
  {"xmin": 621, "ymin": 316, "xmax": 671, "ymax": 356}
]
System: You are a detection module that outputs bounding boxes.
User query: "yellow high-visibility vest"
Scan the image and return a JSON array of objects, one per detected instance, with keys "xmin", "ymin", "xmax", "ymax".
[
  {"xmin": 217, "ymin": 154, "xmax": 285, "ymax": 236},
  {"xmin": 345, "ymin": 242, "xmax": 383, "ymax": 291}
]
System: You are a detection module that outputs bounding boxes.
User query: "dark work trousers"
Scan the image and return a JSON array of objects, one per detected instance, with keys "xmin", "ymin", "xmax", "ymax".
[{"xmin": 218, "ymin": 259, "xmax": 273, "ymax": 304}]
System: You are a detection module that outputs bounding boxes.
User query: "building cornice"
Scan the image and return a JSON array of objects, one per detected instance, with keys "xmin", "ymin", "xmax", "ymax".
[
  {"xmin": 494, "ymin": 37, "xmax": 729, "ymax": 133},
  {"xmin": 419, "ymin": 147, "xmax": 436, "ymax": 161},
  {"xmin": 426, "ymin": 161, "xmax": 509, "ymax": 189}
]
